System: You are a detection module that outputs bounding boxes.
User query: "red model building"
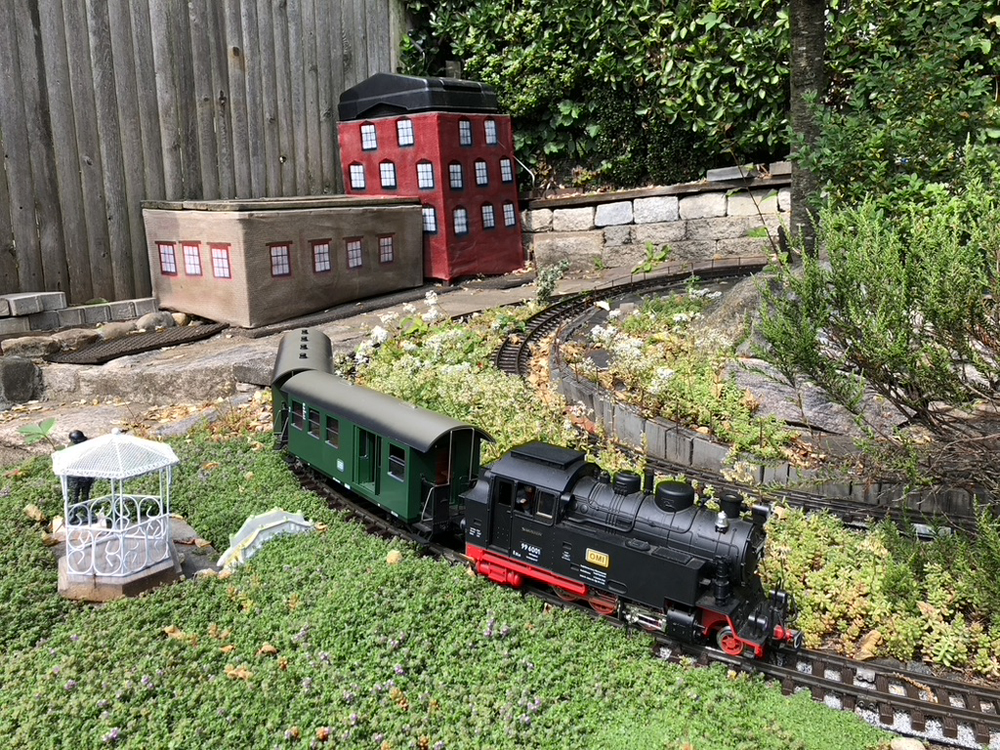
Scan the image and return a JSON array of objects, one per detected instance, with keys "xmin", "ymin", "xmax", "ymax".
[{"xmin": 338, "ymin": 73, "xmax": 524, "ymax": 283}]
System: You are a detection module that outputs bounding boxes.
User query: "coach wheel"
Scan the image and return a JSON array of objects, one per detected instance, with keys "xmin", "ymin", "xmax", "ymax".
[
  {"xmin": 552, "ymin": 586, "xmax": 579, "ymax": 603},
  {"xmin": 716, "ymin": 626, "xmax": 743, "ymax": 656}
]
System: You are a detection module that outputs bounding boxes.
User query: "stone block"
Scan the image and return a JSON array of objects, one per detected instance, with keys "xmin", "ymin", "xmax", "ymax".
[
  {"xmin": 0, "ymin": 298, "xmax": 8, "ymax": 316},
  {"xmin": 665, "ymin": 241, "xmax": 718, "ymax": 262},
  {"xmin": 137, "ymin": 311, "xmax": 177, "ymax": 330},
  {"xmin": 531, "ymin": 230, "xmax": 604, "ymax": 273},
  {"xmin": 108, "ymin": 301, "xmax": 137, "ymax": 321},
  {"xmin": 57, "ymin": 307, "xmax": 86, "ymax": 328},
  {"xmin": 727, "ymin": 189, "xmax": 779, "ymax": 216},
  {"xmin": 0, "ymin": 293, "xmax": 43, "ymax": 316},
  {"xmin": 706, "ymin": 164, "xmax": 758, "ymax": 181},
  {"xmin": 27, "ymin": 311, "xmax": 60, "ymax": 331},
  {"xmin": 634, "ymin": 222, "xmax": 687, "ymax": 247},
  {"xmin": 82, "ymin": 305, "xmax": 111, "ymax": 325},
  {"xmin": 768, "ymin": 160, "xmax": 792, "ymax": 176},
  {"xmin": 40, "ymin": 363, "xmax": 81, "ymax": 400},
  {"xmin": 679, "ymin": 192, "xmax": 727, "ymax": 220},
  {"xmin": 233, "ymin": 360, "xmax": 273, "ymax": 387},
  {"xmin": 778, "ymin": 187, "xmax": 791, "ymax": 212},
  {"xmin": 717, "ymin": 237, "xmax": 774, "ymax": 257},
  {"xmin": 0, "ymin": 356, "xmax": 41, "ymax": 406},
  {"xmin": 97, "ymin": 321, "xmax": 138, "ymax": 341},
  {"xmin": 602, "ymin": 245, "xmax": 648, "ymax": 271},
  {"xmin": 52, "ymin": 329, "xmax": 101, "ymax": 351},
  {"xmin": 594, "ymin": 201, "xmax": 633, "ymax": 227},
  {"xmin": 523, "ymin": 208, "xmax": 553, "ymax": 232},
  {"xmin": 552, "ymin": 206, "xmax": 595, "ymax": 232},
  {"xmin": 133, "ymin": 298, "xmax": 158, "ymax": 316},
  {"xmin": 1, "ymin": 335, "xmax": 61, "ymax": 359},
  {"xmin": 613, "ymin": 404, "xmax": 645, "ymax": 448},
  {"xmin": 686, "ymin": 216, "xmax": 753, "ymax": 240},
  {"xmin": 633, "ymin": 196, "xmax": 679, "ymax": 224},
  {"xmin": 0, "ymin": 317, "xmax": 30, "ymax": 335},
  {"xmin": 690, "ymin": 436, "xmax": 730, "ymax": 471},
  {"xmin": 602, "ymin": 225, "xmax": 633, "ymax": 247}
]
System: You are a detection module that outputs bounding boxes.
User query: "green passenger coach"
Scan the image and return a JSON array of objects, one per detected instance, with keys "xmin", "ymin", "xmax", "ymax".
[{"xmin": 271, "ymin": 330, "xmax": 491, "ymax": 534}]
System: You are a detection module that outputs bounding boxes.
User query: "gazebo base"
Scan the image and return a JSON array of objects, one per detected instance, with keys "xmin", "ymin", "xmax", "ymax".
[{"xmin": 57, "ymin": 544, "xmax": 182, "ymax": 602}]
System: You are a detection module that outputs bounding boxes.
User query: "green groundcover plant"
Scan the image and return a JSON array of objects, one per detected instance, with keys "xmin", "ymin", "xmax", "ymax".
[{"xmin": 0, "ymin": 432, "xmax": 886, "ymax": 750}]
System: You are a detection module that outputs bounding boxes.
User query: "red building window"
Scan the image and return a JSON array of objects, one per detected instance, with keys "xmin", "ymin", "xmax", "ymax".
[
  {"xmin": 346, "ymin": 238, "xmax": 363, "ymax": 268},
  {"xmin": 449, "ymin": 162, "xmax": 464, "ymax": 190},
  {"xmin": 312, "ymin": 241, "xmax": 332, "ymax": 273},
  {"xmin": 360, "ymin": 122, "xmax": 377, "ymax": 150},
  {"xmin": 157, "ymin": 243, "xmax": 177, "ymax": 275},
  {"xmin": 458, "ymin": 119, "xmax": 472, "ymax": 146},
  {"xmin": 210, "ymin": 244, "xmax": 231, "ymax": 278},
  {"xmin": 474, "ymin": 160, "xmax": 489, "ymax": 186},
  {"xmin": 270, "ymin": 243, "xmax": 291, "ymax": 276},
  {"xmin": 503, "ymin": 202, "xmax": 517, "ymax": 227},
  {"xmin": 453, "ymin": 207, "xmax": 469, "ymax": 235},
  {"xmin": 481, "ymin": 204, "xmax": 496, "ymax": 229},
  {"xmin": 379, "ymin": 235, "xmax": 394, "ymax": 263},
  {"xmin": 349, "ymin": 163, "xmax": 366, "ymax": 190},
  {"xmin": 182, "ymin": 242, "xmax": 202, "ymax": 276},
  {"xmin": 397, "ymin": 119, "xmax": 414, "ymax": 146},
  {"xmin": 380, "ymin": 161, "xmax": 397, "ymax": 189},
  {"xmin": 500, "ymin": 158, "xmax": 514, "ymax": 183},
  {"xmin": 422, "ymin": 206, "xmax": 437, "ymax": 234},
  {"xmin": 484, "ymin": 119, "xmax": 498, "ymax": 144},
  {"xmin": 416, "ymin": 161, "xmax": 434, "ymax": 189}
]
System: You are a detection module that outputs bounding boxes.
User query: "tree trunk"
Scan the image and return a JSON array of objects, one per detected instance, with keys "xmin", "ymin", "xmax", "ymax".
[{"xmin": 789, "ymin": 0, "xmax": 826, "ymax": 257}]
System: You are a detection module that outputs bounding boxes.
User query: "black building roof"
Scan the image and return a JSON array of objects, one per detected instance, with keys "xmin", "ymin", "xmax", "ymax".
[
  {"xmin": 282, "ymin": 369, "xmax": 493, "ymax": 453},
  {"xmin": 338, "ymin": 73, "xmax": 499, "ymax": 121}
]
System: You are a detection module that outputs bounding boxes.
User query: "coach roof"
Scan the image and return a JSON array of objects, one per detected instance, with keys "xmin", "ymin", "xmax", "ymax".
[{"xmin": 282, "ymin": 370, "xmax": 492, "ymax": 453}]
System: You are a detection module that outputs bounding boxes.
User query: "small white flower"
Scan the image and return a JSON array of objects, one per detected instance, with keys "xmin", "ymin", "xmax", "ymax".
[
  {"xmin": 370, "ymin": 325, "xmax": 389, "ymax": 344},
  {"xmin": 608, "ymin": 309, "xmax": 621, "ymax": 320},
  {"xmin": 422, "ymin": 308, "xmax": 442, "ymax": 324},
  {"xmin": 378, "ymin": 310, "xmax": 399, "ymax": 325},
  {"xmin": 424, "ymin": 290, "xmax": 439, "ymax": 307},
  {"xmin": 402, "ymin": 303, "xmax": 417, "ymax": 315}
]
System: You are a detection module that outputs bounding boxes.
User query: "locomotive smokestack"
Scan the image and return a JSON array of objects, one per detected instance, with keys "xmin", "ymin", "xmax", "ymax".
[
  {"xmin": 643, "ymin": 467, "xmax": 655, "ymax": 495},
  {"xmin": 720, "ymin": 491, "xmax": 743, "ymax": 519}
]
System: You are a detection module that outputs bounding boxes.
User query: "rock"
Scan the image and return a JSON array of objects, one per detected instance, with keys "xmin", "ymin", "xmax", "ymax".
[
  {"xmin": 97, "ymin": 321, "xmax": 138, "ymax": 341},
  {"xmin": 51, "ymin": 328, "xmax": 101, "ymax": 351},
  {"xmin": 855, "ymin": 629, "xmax": 882, "ymax": 661},
  {"xmin": 0, "ymin": 356, "xmax": 41, "ymax": 408},
  {"xmin": 889, "ymin": 739, "xmax": 926, "ymax": 750},
  {"xmin": 1, "ymin": 335, "xmax": 60, "ymax": 359},
  {"xmin": 171, "ymin": 312, "xmax": 190, "ymax": 327},
  {"xmin": 136, "ymin": 311, "xmax": 176, "ymax": 331}
]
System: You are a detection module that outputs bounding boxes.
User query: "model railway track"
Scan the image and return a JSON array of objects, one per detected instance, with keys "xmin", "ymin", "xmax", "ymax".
[
  {"xmin": 492, "ymin": 257, "xmax": 769, "ymax": 374},
  {"xmin": 493, "ymin": 258, "xmax": 985, "ymax": 537},
  {"xmin": 290, "ymin": 457, "xmax": 997, "ymax": 749}
]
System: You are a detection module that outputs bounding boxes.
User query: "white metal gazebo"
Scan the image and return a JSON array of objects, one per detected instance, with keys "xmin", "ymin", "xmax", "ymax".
[{"xmin": 52, "ymin": 431, "xmax": 179, "ymax": 579}]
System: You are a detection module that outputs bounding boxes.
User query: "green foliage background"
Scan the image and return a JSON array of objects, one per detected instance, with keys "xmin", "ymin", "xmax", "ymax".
[{"xmin": 402, "ymin": 0, "xmax": 999, "ymax": 191}]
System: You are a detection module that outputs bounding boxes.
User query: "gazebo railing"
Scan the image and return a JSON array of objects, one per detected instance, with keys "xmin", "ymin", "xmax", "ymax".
[{"xmin": 65, "ymin": 494, "xmax": 171, "ymax": 577}]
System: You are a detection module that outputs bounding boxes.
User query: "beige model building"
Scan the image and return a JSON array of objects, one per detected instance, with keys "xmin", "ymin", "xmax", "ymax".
[{"xmin": 142, "ymin": 196, "xmax": 424, "ymax": 328}]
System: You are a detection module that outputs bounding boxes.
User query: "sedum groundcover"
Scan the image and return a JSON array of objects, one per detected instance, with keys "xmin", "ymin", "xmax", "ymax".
[{"xmin": 0, "ymin": 432, "xmax": 887, "ymax": 749}]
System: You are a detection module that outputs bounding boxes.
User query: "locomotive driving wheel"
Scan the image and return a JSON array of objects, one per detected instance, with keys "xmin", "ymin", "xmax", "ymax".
[
  {"xmin": 552, "ymin": 586, "xmax": 580, "ymax": 603},
  {"xmin": 715, "ymin": 626, "xmax": 744, "ymax": 656},
  {"xmin": 587, "ymin": 592, "xmax": 619, "ymax": 617}
]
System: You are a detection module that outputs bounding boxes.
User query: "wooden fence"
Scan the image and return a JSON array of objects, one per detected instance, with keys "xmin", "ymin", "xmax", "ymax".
[{"xmin": 0, "ymin": 0, "xmax": 405, "ymax": 304}]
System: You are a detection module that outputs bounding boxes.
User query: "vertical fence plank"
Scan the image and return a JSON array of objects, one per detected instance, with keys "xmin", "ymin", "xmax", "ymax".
[
  {"xmin": 287, "ymin": 0, "xmax": 309, "ymax": 194},
  {"xmin": 107, "ymin": 0, "xmax": 151, "ymax": 296},
  {"xmin": 208, "ymin": 1, "xmax": 236, "ymax": 198},
  {"xmin": 16, "ymin": 0, "xmax": 69, "ymax": 294},
  {"xmin": 301, "ymin": 0, "xmax": 321, "ymax": 194},
  {"xmin": 365, "ymin": 0, "xmax": 388, "ymax": 76},
  {"xmin": 255, "ymin": 0, "xmax": 281, "ymax": 196},
  {"xmin": 0, "ymin": 142, "xmax": 15, "ymax": 293},
  {"xmin": 272, "ymin": 0, "xmax": 297, "ymax": 195},
  {"xmin": 148, "ymin": 2, "xmax": 183, "ymax": 199},
  {"xmin": 129, "ymin": 0, "xmax": 166, "ymax": 202},
  {"xmin": 86, "ymin": 0, "xmax": 135, "ymax": 299},
  {"xmin": 172, "ymin": 2, "xmax": 201, "ymax": 198},
  {"xmin": 38, "ymin": 0, "xmax": 91, "ymax": 302},
  {"xmin": 314, "ymin": 0, "xmax": 338, "ymax": 193},
  {"xmin": 238, "ymin": 0, "xmax": 266, "ymax": 197},
  {"xmin": 223, "ymin": 0, "xmax": 250, "ymax": 197},
  {"xmin": 0, "ymin": 1, "xmax": 44, "ymax": 292},
  {"xmin": 189, "ymin": 0, "xmax": 220, "ymax": 199},
  {"xmin": 340, "ymin": 0, "xmax": 360, "ymax": 88},
  {"xmin": 62, "ymin": 0, "xmax": 112, "ymax": 300}
]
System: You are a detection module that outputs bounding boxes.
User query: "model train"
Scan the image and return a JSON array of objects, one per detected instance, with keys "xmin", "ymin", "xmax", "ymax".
[{"xmin": 271, "ymin": 328, "xmax": 801, "ymax": 659}]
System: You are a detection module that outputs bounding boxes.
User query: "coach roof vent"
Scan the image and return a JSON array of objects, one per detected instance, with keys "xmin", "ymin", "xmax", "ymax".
[
  {"xmin": 338, "ymin": 73, "xmax": 500, "ymax": 121},
  {"xmin": 654, "ymin": 480, "xmax": 695, "ymax": 513}
]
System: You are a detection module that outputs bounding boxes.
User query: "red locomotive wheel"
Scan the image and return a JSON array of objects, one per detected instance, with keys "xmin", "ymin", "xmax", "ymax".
[
  {"xmin": 587, "ymin": 593, "xmax": 619, "ymax": 617},
  {"xmin": 715, "ymin": 626, "xmax": 744, "ymax": 656},
  {"xmin": 552, "ymin": 586, "xmax": 579, "ymax": 603}
]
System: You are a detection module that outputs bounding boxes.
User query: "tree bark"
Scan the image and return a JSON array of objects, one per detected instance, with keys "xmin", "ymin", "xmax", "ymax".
[{"xmin": 789, "ymin": 0, "xmax": 826, "ymax": 257}]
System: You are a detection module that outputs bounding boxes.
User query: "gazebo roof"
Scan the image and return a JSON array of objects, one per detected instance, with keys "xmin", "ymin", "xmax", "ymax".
[{"xmin": 52, "ymin": 432, "xmax": 179, "ymax": 480}]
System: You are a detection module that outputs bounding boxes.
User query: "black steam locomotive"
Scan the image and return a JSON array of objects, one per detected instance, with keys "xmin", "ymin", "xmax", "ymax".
[{"xmin": 272, "ymin": 328, "xmax": 800, "ymax": 659}]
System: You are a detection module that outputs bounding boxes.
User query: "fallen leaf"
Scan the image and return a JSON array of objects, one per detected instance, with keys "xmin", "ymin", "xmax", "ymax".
[
  {"xmin": 163, "ymin": 625, "xmax": 186, "ymax": 640},
  {"xmin": 386, "ymin": 550, "xmax": 403, "ymax": 566},
  {"xmin": 224, "ymin": 664, "xmax": 252, "ymax": 681},
  {"xmin": 194, "ymin": 538, "xmax": 212, "ymax": 549},
  {"xmin": 221, "ymin": 645, "xmax": 236, "ymax": 654},
  {"xmin": 855, "ymin": 629, "xmax": 882, "ymax": 661},
  {"xmin": 23, "ymin": 504, "xmax": 46, "ymax": 523},
  {"xmin": 258, "ymin": 642, "xmax": 278, "ymax": 656}
]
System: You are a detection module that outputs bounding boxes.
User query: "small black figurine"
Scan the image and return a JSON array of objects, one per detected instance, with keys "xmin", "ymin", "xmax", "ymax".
[{"xmin": 66, "ymin": 430, "xmax": 96, "ymax": 509}]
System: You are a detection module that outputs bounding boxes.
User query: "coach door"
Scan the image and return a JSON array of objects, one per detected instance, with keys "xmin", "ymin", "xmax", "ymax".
[{"xmin": 357, "ymin": 429, "xmax": 380, "ymax": 493}]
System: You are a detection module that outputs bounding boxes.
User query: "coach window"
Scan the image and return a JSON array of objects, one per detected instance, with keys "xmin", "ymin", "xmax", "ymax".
[
  {"xmin": 535, "ymin": 490, "xmax": 557, "ymax": 521},
  {"xmin": 388, "ymin": 444, "xmax": 406, "ymax": 481},
  {"xmin": 325, "ymin": 416, "xmax": 339, "ymax": 448},
  {"xmin": 308, "ymin": 408, "xmax": 321, "ymax": 438},
  {"xmin": 291, "ymin": 401, "xmax": 304, "ymax": 430}
]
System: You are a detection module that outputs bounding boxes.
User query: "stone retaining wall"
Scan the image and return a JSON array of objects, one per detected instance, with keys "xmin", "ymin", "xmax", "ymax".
[
  {"xmin": 0, "ymin": 292, "xmax": 158, "ymax": 336},
  {"xmin": 523, "ymin": 173, "xmax": 791, "ymax": 272},
  {"xmin": 550, "ymin": 356, "xmax": 978, "ymax": 519}
]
